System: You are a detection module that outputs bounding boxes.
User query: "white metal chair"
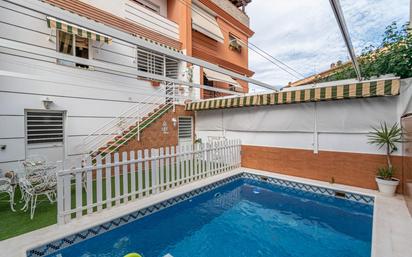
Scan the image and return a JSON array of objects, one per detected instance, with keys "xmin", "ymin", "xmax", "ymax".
[
  {"xmin": 0, "ymin": 177, "xmax": 16, "ymax": 212},
  {"xmin": 19, "ymin": 160, "xmax": 59, "ymax": 219},
  {"xmin": 19, "ymin": 173, "xmax": 57, "ymax": 220}
]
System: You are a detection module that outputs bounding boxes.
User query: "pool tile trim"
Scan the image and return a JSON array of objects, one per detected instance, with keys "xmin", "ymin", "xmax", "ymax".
[
  {"xmin": 27, "ymin": 171, "xmax": 374, "ymax": 257},
  {"xmin": 243, "ymin": 172, "xmax": 375, "ymax": 205}
]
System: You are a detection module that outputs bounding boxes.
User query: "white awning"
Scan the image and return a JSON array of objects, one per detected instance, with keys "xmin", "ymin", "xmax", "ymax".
[
  {"xmin": 192, "ymin": 4, "xmax": 224, "ymax": 43},
  {"xmin": 204, "ymin": 68, "xmax": 243, "ymax": 91}
]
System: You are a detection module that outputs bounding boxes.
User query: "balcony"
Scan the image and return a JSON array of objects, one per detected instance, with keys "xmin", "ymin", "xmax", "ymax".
[
  {"xmin": 79, "ymin": 0, "xmax": 179, "ymax": 41},
  {"xmin": 211, "ymin": 0, "xmax": 250, "ymax": 26}
]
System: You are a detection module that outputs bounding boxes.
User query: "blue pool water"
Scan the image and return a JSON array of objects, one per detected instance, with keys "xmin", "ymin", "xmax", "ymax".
[{"xmin": 47, "ymin": 178, "xmax": 373, "ymax": 257}]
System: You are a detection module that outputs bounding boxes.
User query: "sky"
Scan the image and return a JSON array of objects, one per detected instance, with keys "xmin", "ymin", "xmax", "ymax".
[{"xmin": 246, "ymin": 0, "xmax": 410, "ymax": 91}]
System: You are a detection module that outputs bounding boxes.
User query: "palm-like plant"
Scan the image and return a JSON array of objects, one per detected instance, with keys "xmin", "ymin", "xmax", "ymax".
[{"xmin": 368, "ymin": 122, "xmax": 402, "ymax": 176}]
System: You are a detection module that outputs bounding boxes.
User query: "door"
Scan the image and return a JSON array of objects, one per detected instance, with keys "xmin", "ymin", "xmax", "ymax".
[
  {"xmin": 178, "ymin": 116, "xmax": 193, "ymax": 145},
  {"xmin": 25, "ymin": 110, "xmax": 65, "ymax": 162}
]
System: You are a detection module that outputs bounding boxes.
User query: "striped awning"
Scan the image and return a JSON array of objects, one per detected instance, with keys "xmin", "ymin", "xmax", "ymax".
[
  {"xmin": 186, "ymin": 79, "xmax": 400, "ymax": 111},
  {"xmin": 47, "ymin": 17, "xmax": 112, "ymax": 44}
]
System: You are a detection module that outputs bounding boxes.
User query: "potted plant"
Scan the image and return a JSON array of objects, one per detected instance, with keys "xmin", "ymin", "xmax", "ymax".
[{"xmin": 368, "ymin": 122, "xmax": 402, "ymax": 196}]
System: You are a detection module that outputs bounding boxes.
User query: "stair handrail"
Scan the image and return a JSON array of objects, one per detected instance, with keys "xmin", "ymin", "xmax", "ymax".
[
  {"xmin": 82, "ymin": 90, "xmax": 166, "ymax": 153},
  {"xmin": 93, "ymin": 102, "xmax": 173, "ymax": 161},
  {"xmin": 82, "ymin": 83, "xmax": 176, "ymax": 155},
  {"xmin": 83, "ymin": 91, "xmax": 168, "ymax": 153},
  {"xmin": 83, "ymin": 86, "xmax": 166, "ymax": 142}
]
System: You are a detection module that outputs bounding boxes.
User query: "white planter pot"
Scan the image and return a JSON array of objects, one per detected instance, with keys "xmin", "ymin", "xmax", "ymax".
[{"xmin": 375, "ymin": 177, "xmax": 400, "ymax": 197}]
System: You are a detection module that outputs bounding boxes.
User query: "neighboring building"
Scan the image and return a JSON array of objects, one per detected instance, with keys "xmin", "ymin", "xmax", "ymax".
[
  {"xmin": 0, "ymin": 0, "xmax": 254, "ymax": 172},
  {"xmin": 286, "ymin": 61, "xmax": 351, "ymax": 88}
]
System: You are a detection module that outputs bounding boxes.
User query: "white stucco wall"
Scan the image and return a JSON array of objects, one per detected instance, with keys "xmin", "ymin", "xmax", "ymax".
[
  {"xmin": 195, "ymin": 78, "xmax": 412, "ymax": 156},
  {"xmin": 0, "ymin": 1, "xmax": 170, "ymax": 172}
]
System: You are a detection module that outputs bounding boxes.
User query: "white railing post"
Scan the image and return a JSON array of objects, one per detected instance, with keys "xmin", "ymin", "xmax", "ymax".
[
  {"xmin": 172, "ymin": 83, "xmax": 176, "ymax": 112},
  {"xmin": 86, "ymin": 156, "xmax": 93, "ymax": 215},
  {"xmin": 137, "ymin": 105, "xmax": 140, "ymax": 142},
  {"xmin": 56, "ymin": 172, "xmax": 64, "ymax": 225}
]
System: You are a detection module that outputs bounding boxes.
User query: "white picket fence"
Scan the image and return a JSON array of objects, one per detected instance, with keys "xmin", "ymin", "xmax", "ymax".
[{"xmin": 57, "ymin": 139, "xmax": 241, "ymax": 224}]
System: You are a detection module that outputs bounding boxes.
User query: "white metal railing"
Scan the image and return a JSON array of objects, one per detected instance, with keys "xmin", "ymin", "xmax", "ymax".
[
  {"xmin": 81, "ymin": 82, "xmax": 177, "ymax": 159},
  {"xmin": 57, "ymin": 139, "xmax": 241, "ymax": 224}
]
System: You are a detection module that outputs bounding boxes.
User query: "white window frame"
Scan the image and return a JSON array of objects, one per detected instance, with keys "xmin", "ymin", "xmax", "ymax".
[{"xmin": 56, "ymin": 30, "xmax": 93, "ymax": 68}]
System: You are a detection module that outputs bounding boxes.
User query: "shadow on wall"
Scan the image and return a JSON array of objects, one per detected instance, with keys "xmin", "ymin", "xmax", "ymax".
[{"xmin": 402, "ymin": 114, "xmax": 412, "ymax": 216}]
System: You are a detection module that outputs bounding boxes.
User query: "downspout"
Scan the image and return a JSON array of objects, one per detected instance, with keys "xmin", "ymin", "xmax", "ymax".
[{"xmin": 313, "ymin": 102, "xmax": 319, "ymax": 154}]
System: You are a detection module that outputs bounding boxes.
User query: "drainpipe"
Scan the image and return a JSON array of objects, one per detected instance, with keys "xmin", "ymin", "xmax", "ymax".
[{"xmin": 313, "ymin": 102, "xmax": 319, "ymax": 154}]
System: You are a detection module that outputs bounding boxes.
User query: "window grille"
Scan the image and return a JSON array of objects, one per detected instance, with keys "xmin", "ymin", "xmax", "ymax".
[
  {"xmin": 137, "ymin": 47, "xmax": 179, "ymax": 79},
  {"xmin": 166, "ymin": 57, "xmax": 179, "ymax": 79},
  {"xmin": 178, "ymin": 117, "xmax": 193, "ymax": 139},
  {"xmin": 26, "ymin": 111, "xmax": 64, "ymax": 144}
]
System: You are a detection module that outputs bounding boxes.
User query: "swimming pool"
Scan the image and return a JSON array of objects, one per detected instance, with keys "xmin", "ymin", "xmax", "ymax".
[{"xmin": 29, "ymin": 173, "xmax": 374, "ymax": 257}]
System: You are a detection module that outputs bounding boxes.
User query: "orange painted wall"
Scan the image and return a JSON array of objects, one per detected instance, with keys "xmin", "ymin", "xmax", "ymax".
[
  {"xmin": 168, "ymin": 0, "xmax": 253, "ymax": 95},
  {"xmin": 167, "ymin": 0, "xmax": 192, "ymax": 55},
  {"xmin": 193, "ymin": 27, "xmax": 251, "ymax": 95}
]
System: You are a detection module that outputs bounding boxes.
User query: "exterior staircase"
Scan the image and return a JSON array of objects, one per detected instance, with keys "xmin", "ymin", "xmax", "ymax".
[
  {"xmin": 81, "ymin": 83, "xmax": 177, "ymax": 162},
  {"xmin": 96, "ymin": 103, "xmax": 172, "ymax": 158}
]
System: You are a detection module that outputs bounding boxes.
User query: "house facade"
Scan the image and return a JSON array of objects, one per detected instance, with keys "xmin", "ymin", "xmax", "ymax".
[{"xmin": 0, "ymin": 0, "xmax": 254, "ymax": 172}]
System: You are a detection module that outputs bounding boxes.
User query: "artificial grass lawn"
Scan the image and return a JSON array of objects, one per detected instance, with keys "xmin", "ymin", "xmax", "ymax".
[
  {"xmin": 0, "ymin": 188, "xmax": 57, "ymax": 241},
  {"xmin": 0, "ymin": 173, "xmax": 144, "ymax": 241},
  {"xmin": 0, "ymin": 161, "xmax": 204, "ymax": 241}
]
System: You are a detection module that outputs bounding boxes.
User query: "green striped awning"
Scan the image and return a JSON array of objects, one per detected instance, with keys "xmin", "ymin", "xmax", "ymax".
[
  {"xmin": 185, "ymin": 79, "xmax": 401, "ymax": 111},
  {"xmin": 47, "ymin": 17, "xmax": 112, "ymax": 44}
]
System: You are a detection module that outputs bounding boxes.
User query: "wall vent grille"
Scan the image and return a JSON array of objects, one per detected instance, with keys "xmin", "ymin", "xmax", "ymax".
[{"xmin": 26, "ymin": 111, "xmax": 64, "ymax": 144}]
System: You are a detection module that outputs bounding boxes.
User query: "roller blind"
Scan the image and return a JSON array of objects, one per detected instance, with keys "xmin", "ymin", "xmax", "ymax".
[{"xmin": 192, "ymin": 4, "xmax": 224, "ymax": 43}]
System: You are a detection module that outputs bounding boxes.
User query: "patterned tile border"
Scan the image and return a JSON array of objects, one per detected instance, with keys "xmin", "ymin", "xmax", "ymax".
[
  {"xmin": 242, "ymin": 173, "xmax": 374, "ymax": 205},
  {"xmin": 27, "ymin": 171, "xmax": 374, "ymax": 257}
]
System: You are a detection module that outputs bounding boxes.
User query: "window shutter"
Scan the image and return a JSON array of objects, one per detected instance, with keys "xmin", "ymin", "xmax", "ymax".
[
  {"xmin": 178, "ymin": 117, "xmax": 192, "ymax": 139},
  {"xmin": 26, "ymin": 111, "xmax": 64, "ymax": 144}
]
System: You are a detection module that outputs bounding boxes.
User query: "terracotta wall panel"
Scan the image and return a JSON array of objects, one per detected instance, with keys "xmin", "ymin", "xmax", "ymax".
[{"xmin": 241, "ymin": 145, "xmax": 403, "ymax": 193}]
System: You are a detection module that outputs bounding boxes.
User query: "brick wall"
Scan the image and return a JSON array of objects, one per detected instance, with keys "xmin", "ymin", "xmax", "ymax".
[
  {"xmin": 241, "ymin": 145, "xmax": 404, "ymax": 193},
  {"xmin": 119, "ymin": 105, "xmax": 194, "ymax": 153}
]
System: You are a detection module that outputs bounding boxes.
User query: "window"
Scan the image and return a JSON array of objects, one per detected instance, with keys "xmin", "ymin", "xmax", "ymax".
[
  {"xmin": 26, "ymin": 111, "xmax": 64, "ymax": 144},
  {"xmin": 57, "ymin": 30, "xmax": 73, "ymax": 55},
  {"xmin": 57, "ymin": 30, "xmax": 90, "ymax": 68},
  {"xmin": 229, "ymin": 34, "xmax": 242, "ymax": 53},
  {"xmin": 137, "ymin": 47, "xmax": 179, "ymax": 79},
  {"xmin": 178, "ymin": 117, "xmax": 193, "ymax": 141},
  {"xmin": 203, "ymin": 74, "xmax": 214, "ymax": 87},
  {"xmin": 165, "ymin": 57, "xmax": 179, "ymax": 79},
  {"xmin": 130, "ymin": 0, "xmax": 160, "ymax": 14}
]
